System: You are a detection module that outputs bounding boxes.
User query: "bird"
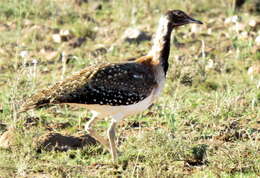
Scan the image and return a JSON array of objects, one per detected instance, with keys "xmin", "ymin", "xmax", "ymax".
[{"xmin": 19, "ymin": 10, "xmax": 203, "ymax": 161}]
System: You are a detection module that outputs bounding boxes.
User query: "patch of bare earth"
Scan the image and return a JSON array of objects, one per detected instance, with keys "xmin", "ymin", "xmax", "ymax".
[{"xmin": 36, "ymin": 132, "xmax": 97, "ymax": 152}]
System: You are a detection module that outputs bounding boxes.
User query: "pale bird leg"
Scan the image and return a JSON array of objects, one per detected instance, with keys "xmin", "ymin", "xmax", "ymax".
[
  {"xmin": 84, "ymin": 115, "xmax": 110, "ymax": 151},
  {"xmin": 108, "ymin": 121, "xmax": 117, "ymax": 161}
]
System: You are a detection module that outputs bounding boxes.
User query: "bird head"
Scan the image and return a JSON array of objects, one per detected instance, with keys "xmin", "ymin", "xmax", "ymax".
[{"xmin": 165, "ymin": 10, "xmax": 203, "ymax": 27}]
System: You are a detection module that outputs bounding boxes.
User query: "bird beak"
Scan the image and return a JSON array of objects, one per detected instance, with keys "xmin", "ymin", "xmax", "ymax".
[{"xmin": 187, "ymin": 17, "xmax": 203, "ymax": 24}]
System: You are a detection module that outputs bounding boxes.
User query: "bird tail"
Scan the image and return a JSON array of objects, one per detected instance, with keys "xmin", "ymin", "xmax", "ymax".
[
  {"xmin": 18, "ymin": 91, "xmax": 52, "ymax": 113},
  {"xmin": 18, "ymin": 103, "xmax": 37, "ymax": 113},
  {"xmin": 18, "ymin": 99, "xmax": 50, "ymax": 113}
]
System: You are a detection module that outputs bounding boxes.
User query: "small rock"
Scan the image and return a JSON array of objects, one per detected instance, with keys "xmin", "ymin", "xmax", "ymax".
[
  {"xmin": 190, "ymin": 24, "xmax": 201, "ymax": 33},
  {"xmin": 69, "ymin": 37, "xmax": 86, "ymax": 48},
  {"xmin": 82, "ymin": 13, "xmax": 98, "ymax": 24},
  {"xmin": 247, "ymin": 66, "xmax": 254, "ymax": 75},
  {"xmin": 42, "ymin": 67, "xmax": 50, "ymax": 73},
  {"xmin": 52, "ymin": 34, "xmax": 62, "ymax": 43},
  {"xmin": 249, "ymin": 19, "xmax": 257, "ymax": 27},
  {"xmin": 60, "ymin": 29, "xmax": 70, "ymax": 37},
  {"xmin": 23, "ymin": 19, "xmax": 33, "ymax": 26},
  {"xmin": 240, "ymin": 31, "xmax": 248, "ymax": 38},
  {"xmin": 32, "ymin": 58, "xmax": 38, "ymax": 65},
  {"xmin": 92, "ymin": 3, "xmax": 102, "ymax": 10},
  {"xmin": 207, "ymin": 28, "xmax": 212, "ymax": 35},
  {"xmin": 205, "ymin": 59, "xmax": 215, "ymax": 71},
  {"xmin": 40, "ymin": 48, "xmax": 56, "ymax": 59},
  {"xmin": 60, "ymin": 29, "xmax": 73, "ymax": 41},
  {"xmin": 46, "ymin": 51, "xmax": 58, "ymax": 60},
  {"xmin": 231, "ymin": 23, "xmax": 245, "ymax": 32},
  {"xmin": 255, "ymin": 36, "xmax": 260, "ymax": 46},
  {"xmin": 224, "ymin": 15, "xmax": 239, "ymax": 24},
  {"xmin": 248, "ymin": 64, "xmax": 260, "ymax": 76},
  {"xmin": 122, "ymin": 28, "xmax": 151, "ymax": 43},
  {"xmin": 91, "ymin": 47, "xmax": 107, "ymax": 57},
  {"xmin": 0, "ymin": 128, "xmax": 15, "ymax": 149},
  {"xmin": 52, "ymin": 30, "xmax": 72, "ymax": 43},
  {"xmin": 19, "ymin": 50, "xmax": 29, "ymax": 58},
  {"xmin": 57, "ymin": 53, "xmax": 77, "ymax": 64}
]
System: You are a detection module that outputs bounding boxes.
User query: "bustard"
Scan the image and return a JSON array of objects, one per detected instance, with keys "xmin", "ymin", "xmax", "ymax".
[{"xmin": 20, "ymin": 10, "xmax": 202, "ymax": 161}]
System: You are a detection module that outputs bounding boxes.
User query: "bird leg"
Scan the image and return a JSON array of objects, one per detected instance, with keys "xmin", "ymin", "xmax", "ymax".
[
  {"xmin": 108, "ymin": 121, "xmax": 118, "ymax": 161},
  {"xmin": 84, "ymin": 115, "xmax": 110, "ymax": 151}
]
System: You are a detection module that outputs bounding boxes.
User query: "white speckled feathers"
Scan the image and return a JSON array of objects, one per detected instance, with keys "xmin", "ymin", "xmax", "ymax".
[{"xmin": 20, "ymin": 60, "xmax": 158, "ymax": 112}]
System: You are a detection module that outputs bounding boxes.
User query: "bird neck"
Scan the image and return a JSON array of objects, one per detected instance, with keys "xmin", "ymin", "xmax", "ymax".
[{"xmin": 148, "ymin": 16, "xmax": 173, "ymax": 75}]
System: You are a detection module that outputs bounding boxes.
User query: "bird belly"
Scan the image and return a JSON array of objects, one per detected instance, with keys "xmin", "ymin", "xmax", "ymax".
[
  {"xmin": 153, "ymin": 75, "xmax": 165, "ymax": 100},
  {"xmin": 75, "ymin": 91, "xmax": 155, "ymax": 122},
  {"xmin": 152, "ymin": 65, "xmax": 166, "ymax": 100}
]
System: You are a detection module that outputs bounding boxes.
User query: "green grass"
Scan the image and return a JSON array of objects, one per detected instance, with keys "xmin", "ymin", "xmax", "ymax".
[{"xmin": 0, "ymin": 0, "xmax": 259, "ymax": 177}]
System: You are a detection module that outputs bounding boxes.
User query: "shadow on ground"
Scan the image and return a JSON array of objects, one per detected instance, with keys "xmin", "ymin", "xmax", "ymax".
[{"xmin": 37, "ymin": 132, "xmax": 97, "ymax": 152}]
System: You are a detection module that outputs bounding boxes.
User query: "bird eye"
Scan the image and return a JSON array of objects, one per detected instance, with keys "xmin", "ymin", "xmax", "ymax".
[
  {"xmin": 173, "ymin": 11, "xmax": 182, "ymax": 17},
  {"xmin": 176, "ymin": 11, "xmax": 183, "ymax": 16}
]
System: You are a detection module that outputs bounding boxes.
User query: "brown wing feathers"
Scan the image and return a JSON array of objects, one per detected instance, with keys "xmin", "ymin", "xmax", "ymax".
[
  {"xmin": 19, "ymin": 65, "xmax": 97, "ymax": 112},
  {"xmin": 20, "ymin": 57, "xmax": 157, "ymax": 112}
]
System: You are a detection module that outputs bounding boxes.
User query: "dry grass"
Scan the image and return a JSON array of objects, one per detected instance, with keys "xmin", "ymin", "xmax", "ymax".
[{"xmin": 0, "ymin": 0, "xmax": 259, "ymax": 177}]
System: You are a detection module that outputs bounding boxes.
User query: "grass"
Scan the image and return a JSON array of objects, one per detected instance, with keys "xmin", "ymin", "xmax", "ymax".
[{"xmin": 0, "ymin": 0, "xmax": 259, "ymax": 177}]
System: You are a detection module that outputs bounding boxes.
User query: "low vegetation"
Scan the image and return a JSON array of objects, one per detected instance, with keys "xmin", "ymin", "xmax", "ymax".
[{"xmin": 0, "ymin": 0, "xmax": 259, "ymax": 177}]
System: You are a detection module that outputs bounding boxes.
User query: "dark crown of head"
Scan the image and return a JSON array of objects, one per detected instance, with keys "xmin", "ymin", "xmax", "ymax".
[{"xmin": 165, "ymin": 10, "xmax": 203, "ymax": 27}]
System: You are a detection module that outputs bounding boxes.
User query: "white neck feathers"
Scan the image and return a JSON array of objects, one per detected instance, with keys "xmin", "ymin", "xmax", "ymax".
[{"xmin": 148, "ymin": 16, "xmax": 171, "ymax": 60}]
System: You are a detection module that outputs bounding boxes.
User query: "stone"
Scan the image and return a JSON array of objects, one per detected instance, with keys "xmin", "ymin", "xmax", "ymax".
[{"xmin": 122, "ymin": 28, "xmax": 151, "ymax": 43}]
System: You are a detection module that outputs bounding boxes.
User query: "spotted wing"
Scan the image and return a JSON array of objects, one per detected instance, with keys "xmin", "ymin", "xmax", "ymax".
[
  {"xmin": 20, "ymin": 62, "xmax": 157, "ymax": 111},
  {"xmin": 54, "ymin": 62, "xmax": 157, "ymax": 106}
]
